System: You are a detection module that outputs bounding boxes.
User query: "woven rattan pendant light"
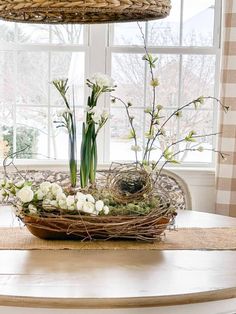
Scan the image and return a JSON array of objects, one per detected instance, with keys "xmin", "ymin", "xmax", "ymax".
[{"xmin": 0, "ymin": 0, "xmax": 171, "ymax": 24}]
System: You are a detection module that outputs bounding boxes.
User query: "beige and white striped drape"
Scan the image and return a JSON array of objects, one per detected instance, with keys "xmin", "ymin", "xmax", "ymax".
[{"xmin": 216, "ymin": 0, "xmax": 236, "ymax": 217}]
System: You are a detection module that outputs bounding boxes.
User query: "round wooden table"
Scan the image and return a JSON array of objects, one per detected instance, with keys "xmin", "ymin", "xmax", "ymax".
[{"xmin": 0, "ymin": 209, "xmax": 236, "ymax": 314}]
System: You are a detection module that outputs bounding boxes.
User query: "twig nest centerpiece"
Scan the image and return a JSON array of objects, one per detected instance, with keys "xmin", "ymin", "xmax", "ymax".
[{"xmin": 107, "ymin": 163, "xmax": 153, "ymax": 204}]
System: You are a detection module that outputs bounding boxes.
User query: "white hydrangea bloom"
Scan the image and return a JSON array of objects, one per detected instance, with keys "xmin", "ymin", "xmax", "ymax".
[
  {"xmin": 58, "ymin": 199, "xmax": 67, "ymax": 209},
  {"xmin": 50, "ymin": 200, "xmax": 58, "ymax": 207},
  {"xmin": 95, "ymin": 200, "xmax": 104, "ymax": 212},
  {"xmin": 51, "ymin": 183, "xmax": 62, "ymax": 196},
  {"xmin": 103, "ymin": 205, "xmax": 110, "ymax": 215},
  {"xmin": 76, "ymin": 200, "xmax": 84, "ymax": 211},
  {"xmin": 17, "ymin": 186, "xmax": 34, "ymax": 203},
  {"xmin": 28, "ymin": 204, "xmax": 37, "ymax": 214},
  {"xmin": 85, "ymin": 194, "xmax": 95, "ymax": 203},
  {"xmin": 15, "ymin": 180, "xmax": 25, "ymax": 188},
  {"xmin": 40, "ymin": 182, "xmax": 52, "ymax": 194},
  {"xmin": 76, "ymin": 192, "xmax": 86, "ymax": 202},
  {"xmin": 36, "ymin": 189, "xmax": 44, "ymax": 201},
  {"xmin": 82, "ymin": 201, "xmax": 95, "ymax": 214},
  {"xmin": 56, "ymin": 190, "xmax": 66, "ymax": 201},
  {"xmin": 66, "ymin": 195, "xmax": 75, "ymax": 208}
]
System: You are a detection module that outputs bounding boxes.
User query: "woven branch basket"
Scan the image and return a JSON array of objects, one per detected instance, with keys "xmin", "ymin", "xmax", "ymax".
[
  {"xmin": 0, "ymin": 0, "xmax": 171, "ymax": 24},
  {"xmin": 22, "ymin": 210, "xmax": 174, "ymax": 241}
]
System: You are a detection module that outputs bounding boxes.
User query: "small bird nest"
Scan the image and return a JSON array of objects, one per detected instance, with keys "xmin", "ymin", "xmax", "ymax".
[{"xmin": 107, "ymin": 163, "xmax": 153, "ymax": 204}]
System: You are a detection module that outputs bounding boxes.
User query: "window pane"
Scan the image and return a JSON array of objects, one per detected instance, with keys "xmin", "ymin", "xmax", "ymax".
[
  {"xmin": 0, "ymin": 21, "xmax": 15, "ymax": 42},
  {"xmin": 50, "ymin": 52, "xmax": 85, "ymax": 107},
  {"xmin": 148, "ymin": 0, "xmax": 181, "ymax": 46},
  {"xmin": 16, "ymin": 107, "xmax": 48, "ymax": 159},
  {"xmin": 17, "ymin": 52, "xmax": 49, "ymax": 106},
  {"xmin": 110, "ymin": 108, "xmax": 144, "ymax": 161},
  {"xmin": 50, "ymin": 108, "xmax": 83, "ymax": 159},
  {"xmin": 0, "ymin": 105, "xmax": 13, "ymax": 159},
  {"xmin": 17, "ymin": 24, "xmax": 50, "ymax": 43},
  {"xmin": 111, "ymin": 53, "xmax": 145, "ymax": 107},
  {"xmin": 113, "ymin": 22, "xmax": 146, "ymax": 46},
  {"xmin": 178, "ymin": 109, "xmax": 214, "ymax": 163},
  {"xmin": 182, "ymin": 55, "xmax": 216, "ymax": 107},
  {"xmin": 146, "ymin": 54, "xmax": 180, "ymax": 108},
  {"xmin": 0, "ymin": 51, "xmax": 15, "ymax": 105},
  {"xmin": 51, "ymin": 25, "xmax": 83, "ymax": 44},
  {"xmin": 183, "ymin": 0, "xmax": 215, "ymax": 46}
]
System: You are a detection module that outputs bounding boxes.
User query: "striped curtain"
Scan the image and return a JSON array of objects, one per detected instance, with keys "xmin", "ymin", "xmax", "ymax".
[{"xmin": 216, "ymin": 0, "xmax": 236, "ymax": 217}]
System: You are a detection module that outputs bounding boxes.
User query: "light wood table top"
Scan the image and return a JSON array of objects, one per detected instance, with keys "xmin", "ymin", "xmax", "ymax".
[{"xmin": 0, "ymin": 208, "xmax": 236, "ymax": 309}]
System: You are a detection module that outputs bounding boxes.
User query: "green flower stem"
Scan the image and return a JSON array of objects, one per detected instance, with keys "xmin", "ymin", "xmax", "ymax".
[{"xmin": 69, "ymin": 133, "xmax": 77, "ymax": 188}]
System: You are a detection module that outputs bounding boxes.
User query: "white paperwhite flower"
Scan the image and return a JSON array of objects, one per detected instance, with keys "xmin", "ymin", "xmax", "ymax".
[
  {"xmin": 103, "ymin": 205, "xmax": 109, "ymax": 215},
  {"xmin": 36, "ymin": 189, "xmax": 44, "ymax": 201},
  {"xmin": 90, "ymin": 108, "xmax": 110, "ymax": 124},
  {"xmin": 131, "ymin": 145, "xmax": 142, "ymax": 152},
  {"xmin": 76, "ymin": 192, "xmax": 86, "ymax": 202},
  {"xmin": 51, "ymin": 183, "xmax": 62, "ymax": 196},
  {"xmin": 17, "ymin": 186, "xmax": 34, "ymax": 203},
  {"xmin": 90, "ymin": 73, "xmax": 114, "ymax": 88},
  {"xmin": 85, "ymin": 194, "xmax": 95, "ymax": 203},
  {"xmin": 57, "ymin": 108, "xmax": 73, "ymax": 117},
  {"xmin": 28, "ymin": 204, "xmax": 37, "ymax": 214},
  {"xmin": 40, "ymin": 182, "xmax": 52, "ymax": 194},
  {"xmin": 95, "ymin": 200, "xmax": 104, "ymax": 212},
  {"xmin": 66, "ymin": 195, "xmax": 75, "ymax": 208}
]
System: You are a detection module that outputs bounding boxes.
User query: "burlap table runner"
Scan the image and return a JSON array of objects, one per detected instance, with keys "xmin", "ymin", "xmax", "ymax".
[{"xmin": 0, "ymin": 227, "xmax": 235, "ymax": 250}]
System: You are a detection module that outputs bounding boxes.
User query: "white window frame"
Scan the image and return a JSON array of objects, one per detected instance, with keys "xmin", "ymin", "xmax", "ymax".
[{"xmin": 0, "ymin": 0, "xmax": 222, "ymax": 169}]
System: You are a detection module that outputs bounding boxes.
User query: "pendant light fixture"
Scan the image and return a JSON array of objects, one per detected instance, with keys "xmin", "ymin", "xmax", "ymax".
[{"xmin": 0, "ymin": 0, "xmax": 171, "ymax": 24}]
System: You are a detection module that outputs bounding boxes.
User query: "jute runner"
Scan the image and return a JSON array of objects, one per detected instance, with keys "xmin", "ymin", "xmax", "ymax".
[{"xmin": 0, "ymin": 227, "xmax": 235, "ymax": 250}]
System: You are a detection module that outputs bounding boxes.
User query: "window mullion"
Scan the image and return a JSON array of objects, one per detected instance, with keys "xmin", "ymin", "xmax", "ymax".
[{"xmin": 89, "ymin": 24, "xmax": 108, "ymax": 164}]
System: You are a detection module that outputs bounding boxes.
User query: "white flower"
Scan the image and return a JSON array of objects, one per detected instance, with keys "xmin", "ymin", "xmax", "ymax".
[
  {"xmin": 76, "ymin": 200, "xmax": 84, "ymax": 211},
  {"xmin": 66, "ymin": 195, "xmax": 75, "ymax": 207},
  {"xmin": 103, "ymin": 205, "xmax": 109, "ymax": 215},
  {"xmin": 55, "ymin": 190, "xmax": 66, "ymax": 201},
  {"xmin": 35, "ymin": 189, "xmax": 44, "ymax": 201},
  {"xmin": 131, "ymin": 145, "xmax": 142, "ymax": 152},
  {"xmin": 85, "ymin": 194, "xmax": 95, "ymax": 203},
  {"xmin": 50, "ymin": 200, "xmax": 58, "ymax": 207},
  {"xmin": 58, "ymin": 199, "xmax": 67, "ymax": 209},
  {"xmin": 57, "ymin": 108, "xmax": 73, "ymax": 117},
  {"xmin": 28, "ymin": 204, "xmax": 37, "ymax": 214},
  {"xmin": 51, "ymin": 183, "xmax": 62, "ymax": 196},
  {"xmin": 17, "ymin": 186, "xmax": 34, "ymax": 203},
  {"xmin": 0, "ymin": 189, "xmax": 6, "ymax": 202},
  {"xmin": 45, "ymin": 192, "xmax": 54, "ymax": 200},
  {"xmin": 40, "ymin": 182, "xmax": 51, "ymax": 194},
  {"xmin": 15, "ymin": 180, "xmax": 25, "ymax": 188},
  {"xmin": 90, "ymin": 73, "xmax": 114, "ymax": 88},
  {"xmin": 95, "ymin": 200, "xmax": 104, "ymax": 212},
  {"xmin": 76, "ymin": 192, "xmax": 86, "ymax": 202},
  {"xmin": 90, "ymin": 107, "xmax": 101, "ymax": 124},
  {"xmin": 82, "ymin": 201, "xmax": 95, "ymax": 214},
  {"xmin": 0, "ymin": 179, "xmax": 5, "ymax": 188}
]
